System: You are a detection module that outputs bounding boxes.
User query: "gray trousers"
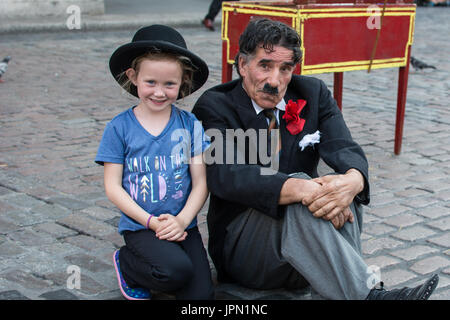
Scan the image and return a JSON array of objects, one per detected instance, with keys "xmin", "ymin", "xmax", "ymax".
[{"xmin": 222, "ymin": 173, "xmax": 372, "ymax": 300}]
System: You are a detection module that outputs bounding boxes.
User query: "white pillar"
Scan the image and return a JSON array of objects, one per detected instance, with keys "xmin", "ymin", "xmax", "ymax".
[{"xmin": 0, "ymin": 0, "xmax": 105, "ymax": 19}]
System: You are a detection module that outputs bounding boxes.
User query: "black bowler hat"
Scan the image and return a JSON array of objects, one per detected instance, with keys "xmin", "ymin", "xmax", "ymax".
[{"xmin": 109, "ymin": 25, "xmax": 209, "ymax": 98}]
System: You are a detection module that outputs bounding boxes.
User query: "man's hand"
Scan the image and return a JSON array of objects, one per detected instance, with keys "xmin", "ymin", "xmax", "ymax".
[
  {"xmin": 330, "ymin": 207, "xmax": 354, "ymax": 229},
  {"xmin": 279, "ymin": 177, "xmax": 323, "ymax": 205},
  {"xmin": 302, "ymin": 169, "xmax": 364, "ymax": 225}
]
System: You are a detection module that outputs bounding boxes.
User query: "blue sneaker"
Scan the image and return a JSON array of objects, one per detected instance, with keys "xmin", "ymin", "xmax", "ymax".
[{"xmin": 113, "ymin": 249, "xmax": 151, "ymax": 300}]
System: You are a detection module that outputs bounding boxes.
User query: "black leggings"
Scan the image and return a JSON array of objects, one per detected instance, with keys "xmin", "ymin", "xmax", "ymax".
[
  {"xmin": 204, "ymin": 0, "xmax": 224, "ymax": 21},
  {"xmin": 119, "ymin": 226, "xmax": 214, "ymax": 300}
]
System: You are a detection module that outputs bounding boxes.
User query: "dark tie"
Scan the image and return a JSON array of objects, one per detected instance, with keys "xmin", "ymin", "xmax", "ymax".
[{"xmin": 263, "ymin": 109, "xmax": 281, "ymax": 154}]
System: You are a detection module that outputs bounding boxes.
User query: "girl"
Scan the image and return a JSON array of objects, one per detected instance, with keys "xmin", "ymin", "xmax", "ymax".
[{"xmin": 95, "ymin": 25, "xmax": 213, "ymax": 300}]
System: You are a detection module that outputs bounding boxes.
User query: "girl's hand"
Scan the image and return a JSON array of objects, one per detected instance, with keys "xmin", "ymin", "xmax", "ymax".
[{"xmin": 155, "ymin": 214, "xmax": 188, "ymax": 242}]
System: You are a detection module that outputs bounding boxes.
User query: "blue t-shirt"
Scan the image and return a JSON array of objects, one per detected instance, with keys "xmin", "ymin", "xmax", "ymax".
[{"xmin": 95, "ymin": 105, "xmax": 210, "ymax": 234}]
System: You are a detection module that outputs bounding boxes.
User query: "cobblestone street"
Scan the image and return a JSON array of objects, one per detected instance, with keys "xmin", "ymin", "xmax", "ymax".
[{"xmin": 0, "ymin": 7, "xmax": 449, "ymax": 300}]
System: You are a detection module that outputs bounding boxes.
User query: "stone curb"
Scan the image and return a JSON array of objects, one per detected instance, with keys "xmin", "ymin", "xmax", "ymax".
[{"xmin": 0, "ymin": 14, "xmax": 221, "ymax": 34}]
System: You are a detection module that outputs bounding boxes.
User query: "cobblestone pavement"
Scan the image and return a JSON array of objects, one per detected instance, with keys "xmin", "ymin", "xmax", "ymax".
[{"xmin": 0, "ymin": 7, "xmax": 449, "ymax": 300}]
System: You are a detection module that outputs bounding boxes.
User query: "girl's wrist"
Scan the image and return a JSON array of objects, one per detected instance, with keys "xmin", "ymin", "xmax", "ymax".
[
  {"xmin": 176, "ymin": 213, "xmax": 191, "ymax": 230},
  {"xmin": 146, "ymin": 214, "xmax": 153, "ymax": 229}
]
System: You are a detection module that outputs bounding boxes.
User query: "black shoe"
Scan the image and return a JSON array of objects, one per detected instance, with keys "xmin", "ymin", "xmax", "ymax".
[
  {"xmin": 202, "ymin": 18, "xmax": 215, "ymax": 31},
  {"xmin": 366, "ymin": 274, "xmax": 439, "ymax": 300}
]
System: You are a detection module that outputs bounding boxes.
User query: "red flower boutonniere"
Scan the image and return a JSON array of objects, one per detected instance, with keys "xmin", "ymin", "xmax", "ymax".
[{"xmin": 282, "ymin": 99, "xmax": 307, "ymax": 135}]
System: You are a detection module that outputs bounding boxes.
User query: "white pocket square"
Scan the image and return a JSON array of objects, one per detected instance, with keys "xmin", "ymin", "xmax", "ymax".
[{"xmin": 298, "ymin": 130, "xmax": 321, "ymax": 151}]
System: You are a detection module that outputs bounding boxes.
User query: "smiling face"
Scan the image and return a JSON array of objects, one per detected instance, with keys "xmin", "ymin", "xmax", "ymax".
[
  {"xmin": 239, "ymin": 45, "xmax": 296, "ymax": 109},
  {"xmin": 126, "ymin": 57, "xmax": 183, "ymax": 114}
]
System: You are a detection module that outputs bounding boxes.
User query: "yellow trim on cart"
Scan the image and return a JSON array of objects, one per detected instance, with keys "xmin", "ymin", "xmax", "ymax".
[
  {"xmin": 299, "ymin": 12, "xmax": 413, "ymax": 19},
  {"xmin": 302, "ymin": 58, "xmax": 406, "ymax": 74},
  {"xmin": 223, "ymin": 2, "xmax": 298, "ymax": 13},
  {"xmin": 222, "ymin": 6, "xmax": 297, "ymax": 64},
  {"xmin": 223, "ymin": 2, "xmax": 416, "ymax": 13},
  {"xmin": 222, "ymin": 3, "xmax": 416, "ymax": 74},
  {"xmin": 223, "ymin": 7, "xmax": 297, "ymax": 18},
  {"xmin": 298, "ymin": 7, "xmax": 416, "ymax": 13},
  {"xmin": 298, "ymin": 7, "xmax": 416, "ymax": 74}
]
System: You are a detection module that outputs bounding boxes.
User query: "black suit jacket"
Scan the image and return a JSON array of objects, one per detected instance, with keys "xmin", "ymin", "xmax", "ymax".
[{"xmin": 192, "ymin": 75, "xmax": 370, "ymax": 282}]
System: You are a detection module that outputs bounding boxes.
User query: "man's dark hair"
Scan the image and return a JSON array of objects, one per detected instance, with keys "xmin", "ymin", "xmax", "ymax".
[{"xmin": 234, "ymin": 18, "xmax": 302, "ymax": 77}]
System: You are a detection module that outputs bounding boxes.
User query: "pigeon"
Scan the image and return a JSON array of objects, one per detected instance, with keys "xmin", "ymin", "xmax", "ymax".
[
  {"xmin": 0, "ymin": 56, "xmax": 11, "ymax": 83},
  {"xmin": 410, "ymin": 56, "xmax": 436, "ymax": 71}
]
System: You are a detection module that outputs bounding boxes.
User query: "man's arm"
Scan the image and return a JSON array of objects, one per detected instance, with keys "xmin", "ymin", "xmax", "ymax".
[
  {"xmin": 289, "ymin": 78, "xmax": 369, "ymax": 229},
  {"xmin": 315, "ymin": 79, "xmax": 370, "ymax": 205},
  {"xmin": 278, "ymin": 177, "xmax": 322, "ymax": 205}
]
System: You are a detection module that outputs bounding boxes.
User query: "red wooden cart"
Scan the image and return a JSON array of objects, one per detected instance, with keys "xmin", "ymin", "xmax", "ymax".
[{"xmin": 221, "ymin": 0, "xmax": 416, "ymax": 154}]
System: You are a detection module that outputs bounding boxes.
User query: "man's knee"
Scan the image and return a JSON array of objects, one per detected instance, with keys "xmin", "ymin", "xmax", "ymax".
[{"xmin": 288, "ymin": 172, "xmax": 312, "ymax": 180}]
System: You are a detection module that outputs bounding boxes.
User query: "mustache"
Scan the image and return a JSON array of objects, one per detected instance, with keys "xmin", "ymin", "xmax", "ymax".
[{"xmin": 261, "ymin": 83, "xmax": 279, "ymax": 96}]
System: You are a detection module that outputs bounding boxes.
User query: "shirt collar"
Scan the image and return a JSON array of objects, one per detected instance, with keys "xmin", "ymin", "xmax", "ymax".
[{"xmin": 251, "ymin": 98, "xmax": 286, "ymax": 115}]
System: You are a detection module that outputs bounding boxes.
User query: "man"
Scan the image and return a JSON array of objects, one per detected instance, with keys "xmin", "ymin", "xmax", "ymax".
[{"xmin": 192, "ymin": 18, "xmax": 439, "ymax": 299}]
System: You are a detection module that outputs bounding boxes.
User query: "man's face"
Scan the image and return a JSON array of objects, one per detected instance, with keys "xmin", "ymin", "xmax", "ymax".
[{"xmin": 239, "ymin": 45, "xmax": 295, "ymax": 109}]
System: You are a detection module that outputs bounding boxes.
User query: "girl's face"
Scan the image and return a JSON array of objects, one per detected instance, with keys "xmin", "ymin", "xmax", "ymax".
[{"xmin": 127, "ymin": 58, "xmax": 183, "ymax": 114}]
